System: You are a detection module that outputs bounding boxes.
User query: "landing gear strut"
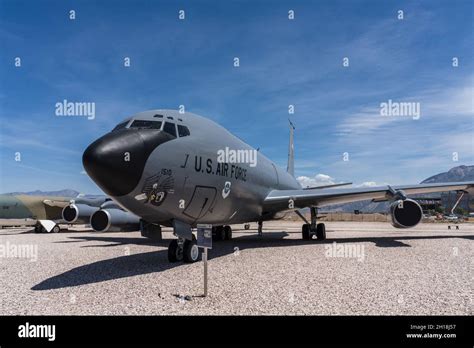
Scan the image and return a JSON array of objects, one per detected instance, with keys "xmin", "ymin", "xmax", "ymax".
[{"xmin": 301, "ymin": 207, "xmax": 326, "ymax": 241}]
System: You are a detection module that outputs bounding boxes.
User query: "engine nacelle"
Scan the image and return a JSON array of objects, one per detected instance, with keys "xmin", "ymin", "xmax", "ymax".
[
  {"xmin": 90, "ymin": 208, "xmax": 140, "ymax": 232},
  {"xmin": 390, "ymin": 198, "xmax": 423, "ymax": 228},
  {"xmin": 62, "ymin": 203, "xmax": 99, "ymax": 224}
]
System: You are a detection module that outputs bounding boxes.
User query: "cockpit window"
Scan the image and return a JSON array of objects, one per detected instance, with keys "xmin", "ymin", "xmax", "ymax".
[
  {"xmin": 112, "ymin": 121, "xmax": 129, "ymax": 131},
  {"xmin": 163, "ymin": 122, "xmax": 177, "ymax": 137},
  {"xmin": 129, "ymin": 120, "xmax": 162, "ymax": 130},
  {"xmin": 177, "ymin": 125, "xmax": 190, "ymax": 137}
]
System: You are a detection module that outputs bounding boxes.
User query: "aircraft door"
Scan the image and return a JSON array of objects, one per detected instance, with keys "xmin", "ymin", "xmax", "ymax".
[{"xmin": 182, "ymin": 185, "xmax": 217, "ymax": 221}]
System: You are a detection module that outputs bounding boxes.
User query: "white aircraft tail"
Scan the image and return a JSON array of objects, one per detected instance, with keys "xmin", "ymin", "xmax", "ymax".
[{"xmin": 287, "ymin": 120, "xmax": 295, "ymax": 177}]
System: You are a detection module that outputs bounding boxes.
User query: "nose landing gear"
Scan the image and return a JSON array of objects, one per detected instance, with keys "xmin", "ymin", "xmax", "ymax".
[
  {"xmin": 167, "ymin": 223, "xmax": 234, "ymax": 263},
  {"xmin": 168, "ymin": 239, "xmax": 184, "ymax": 262},
  {"xmin": 168, "ymin": 235, "xmax": 200, "ymax": 263}
]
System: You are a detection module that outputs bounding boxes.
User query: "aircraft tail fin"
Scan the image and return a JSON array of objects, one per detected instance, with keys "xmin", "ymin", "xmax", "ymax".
[{"xmin": 287, "ymin": 120, "xmax": 295, "ymax": 177}]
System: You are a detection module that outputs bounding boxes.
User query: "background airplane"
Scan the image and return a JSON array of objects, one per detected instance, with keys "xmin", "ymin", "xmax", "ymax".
[
  {"xmin": 0, "ymin": 194, "xmax": 70, "ymax": 232},
  {"xmin": 0, "ymin": 194, "xmax": 140, "ymax": 233},
  {"xmin": 82, "ymin": 109, "xmax": 474, "ymax": 263}
]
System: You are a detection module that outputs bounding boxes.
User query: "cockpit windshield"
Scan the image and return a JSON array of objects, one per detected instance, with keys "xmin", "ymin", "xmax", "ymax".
[
  {"xmin": 111, "ymin": 119, "xmax": 188, "ymax": 136},
  {"xmin": 129, "ymin": 120, "xmax": 162, "ymax": 130}
]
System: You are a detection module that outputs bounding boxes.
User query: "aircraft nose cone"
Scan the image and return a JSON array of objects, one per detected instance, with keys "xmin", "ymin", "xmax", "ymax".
[{"xmin": 83, "ymin": 130, "xmax": 147, "ymax": 197}]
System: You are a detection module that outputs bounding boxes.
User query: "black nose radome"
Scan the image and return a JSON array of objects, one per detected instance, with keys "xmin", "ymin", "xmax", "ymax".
[{"xmin": 83, "ymin": 129, "xmax": 172, "ymax": 197}]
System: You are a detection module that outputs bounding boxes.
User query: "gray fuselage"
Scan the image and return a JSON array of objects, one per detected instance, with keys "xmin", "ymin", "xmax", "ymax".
[{"xmin": 83, "ymin": 110, "xmax": 300, "ymax": 227}]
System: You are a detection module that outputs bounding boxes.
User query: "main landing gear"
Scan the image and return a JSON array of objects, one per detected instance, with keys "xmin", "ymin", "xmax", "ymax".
[{"xmin": 301, "ymin": 207, "xmax": 326, "ymax": 241}]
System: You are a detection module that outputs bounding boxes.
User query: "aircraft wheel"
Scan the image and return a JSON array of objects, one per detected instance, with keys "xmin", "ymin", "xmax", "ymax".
[
  {"xmin": 316, "ymin": 223, "xmax": 326, "ymax": 240},
  {"xmin": 302, "ymin": 224, "xmax": 311, "ymax": 240},
  {"xmin": 244, "ymin": 223, "xmax": 250, "ymax": 230},
  {"xmin": 52, "ymin": 225, "xmax": 61, "ymax": 233},
  {"xmin": 168, "ymin": 240, "xmax": 184, "ymax": 262},
  {"xmin": 183, "ymin": 237, "xmax": 200, "ymax": 263},
  {"xmin": 224, "ymin": 225, "xmax": 232, "ymax": 240}
]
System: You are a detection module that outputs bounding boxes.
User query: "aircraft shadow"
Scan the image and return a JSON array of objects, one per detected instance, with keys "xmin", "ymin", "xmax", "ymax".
[
  {"xmin": 0, "ymin": 227, "xmax": 92, "ymax": 235},
  {"xmin": 32, "ymin": 231, "xmax": 473, "ymax": 291}
]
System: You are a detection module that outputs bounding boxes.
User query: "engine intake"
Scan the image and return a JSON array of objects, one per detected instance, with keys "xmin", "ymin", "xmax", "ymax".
[
  {"xmin": 90, "ymin": 208, "xmax": 140, "ymax": 232},
  {"xmin": 390, "ymin": 198, "xmax": 423, "ymax": 228},
  {"xmin": 62, "ymin": 203, "xmax": 99, "ymax": 224}
]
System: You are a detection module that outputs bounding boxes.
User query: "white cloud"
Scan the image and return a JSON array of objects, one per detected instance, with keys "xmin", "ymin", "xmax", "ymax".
[
  {"xmin": 356, "ymin": 181, "xmax": 379, "ymax": 188},
  {"xmin": 297, "ymin": 174, "xmax": 387, "ymax": 189},
  {"xmin": 296, "ymin": 174, "xmax": 335, "ymax": 188},
  {"xmin": 336, "ymin": 77, "xmax": 473, "ymax": 138}
]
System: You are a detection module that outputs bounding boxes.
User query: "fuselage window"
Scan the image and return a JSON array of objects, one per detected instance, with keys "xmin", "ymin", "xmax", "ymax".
[
  {"xmin": 163, "ymin": 122, "xmax": 177, "ymax": 137},
  {"xmin": 129, "ymin": 120, "xmax": 162, "ymax": 130},
  {"xmin": 177, "ymin": 125, "xmax": 190, "ymax": 137},
  {"xmin": 112, "ymin": 121, "xmax": 129, "ymax": 131}
]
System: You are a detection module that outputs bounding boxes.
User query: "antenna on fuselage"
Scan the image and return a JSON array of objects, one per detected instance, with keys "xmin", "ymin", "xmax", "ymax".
[{"xmin": 287, "ymin": 119, "xmax": 295, "ymax": 177}]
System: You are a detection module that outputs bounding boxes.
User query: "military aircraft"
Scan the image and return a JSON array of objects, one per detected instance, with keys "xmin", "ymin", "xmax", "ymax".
[
  {"xmin": 0, "ymin": 194, "xmax": 70, "ymax": 232},
  {"xmin": 82, "ymin": 109, "xmax": 474, "ymax": 263},
  {"xmin": 0, "ymin": 194, "xmax": 140, "ymax": 233}
]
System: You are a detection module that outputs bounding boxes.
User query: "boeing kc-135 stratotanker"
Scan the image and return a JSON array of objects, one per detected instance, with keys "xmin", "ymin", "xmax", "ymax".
[{"xmin": 82, "ymin": 110, "xmax": 474, "ymax": 263}]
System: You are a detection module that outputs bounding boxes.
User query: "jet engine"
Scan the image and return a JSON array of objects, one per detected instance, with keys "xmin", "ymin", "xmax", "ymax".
[
  {"xmin": 90, "ymin": 208, "xmax": 140, "ymax": 232},
  {"xmin": 62, "ymin": 203, "xmax": 99, "ymax": 224},
  {"xmin": 390, "ymin": 198, "xmax": 423, "ymax": 228}
]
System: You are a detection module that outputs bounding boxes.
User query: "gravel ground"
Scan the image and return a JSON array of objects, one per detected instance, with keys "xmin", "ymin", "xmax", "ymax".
[{"xmin": 0, "ymin": 221, "xmax": 472, "ymax": 315}]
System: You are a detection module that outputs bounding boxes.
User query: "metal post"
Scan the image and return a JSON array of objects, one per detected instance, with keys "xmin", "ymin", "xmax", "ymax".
[{"xmin": 203, "ymin": 247, "xmax": 208, "ymax": 297}]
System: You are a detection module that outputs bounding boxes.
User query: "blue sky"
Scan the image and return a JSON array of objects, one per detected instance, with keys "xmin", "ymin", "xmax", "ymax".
[{"xmin": 0, "ymin": 0, "xmax": 473, "ymax": 194}]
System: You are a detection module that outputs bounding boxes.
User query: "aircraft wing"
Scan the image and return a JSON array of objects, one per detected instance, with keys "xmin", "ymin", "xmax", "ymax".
[
  {"xmin": 42, "ymin": 199, "xmax": 69, "ymax": 207},
  {"xmin": 263, "ymin": 181, "xmax": 474, "ymax": 211}
]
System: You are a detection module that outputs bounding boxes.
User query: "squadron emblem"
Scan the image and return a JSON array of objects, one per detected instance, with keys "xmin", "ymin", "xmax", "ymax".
[
  {"xmin": 222, "ymin": 181, "xmax": 231, "ymax": 199},
  {"xmin": 141, "ymin": 170, "xmax": 175, "ymax": 206}
]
